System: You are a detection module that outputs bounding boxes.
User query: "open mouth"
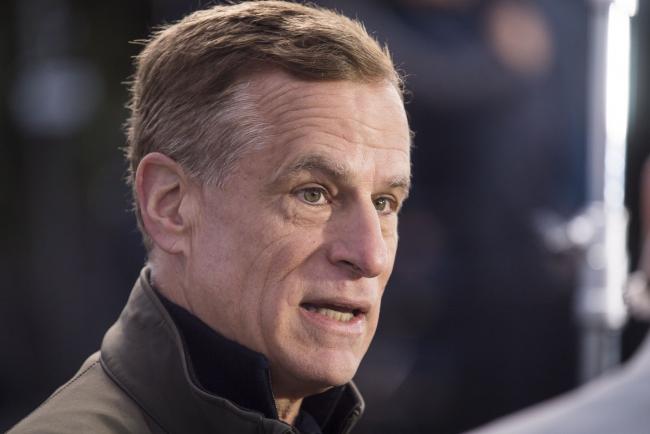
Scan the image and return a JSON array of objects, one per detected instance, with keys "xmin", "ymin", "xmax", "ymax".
[{"xmin": 300, "ymin": 303, "xmax": 364, "ymax": 323}]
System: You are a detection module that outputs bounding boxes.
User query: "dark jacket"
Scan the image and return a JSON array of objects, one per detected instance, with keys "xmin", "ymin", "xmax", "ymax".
[{"xmin": 9, "ymin": 269, "xmax": 365, "ymax": 434}]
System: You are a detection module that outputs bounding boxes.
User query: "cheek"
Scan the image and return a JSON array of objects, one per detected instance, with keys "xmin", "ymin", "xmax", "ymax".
[
  {"xmin": 382, "ymin": 218, "xmax": 400, "ymax": 244},
  {"xmin": 253, "ymin": 232, "xmax": 322, "ymax": 306},
  {"xmin": 390, "ymin": 219, "xmax": 402, "ymax": 251},
  {"xmin": 241, "ymin": 227, "xmax": 325, "ymax": 332}
]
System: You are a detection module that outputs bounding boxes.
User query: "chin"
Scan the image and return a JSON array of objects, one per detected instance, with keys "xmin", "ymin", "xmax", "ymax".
[{"xmin": 273, "ymin": 348, "xmax": 363, "ymax": 398}]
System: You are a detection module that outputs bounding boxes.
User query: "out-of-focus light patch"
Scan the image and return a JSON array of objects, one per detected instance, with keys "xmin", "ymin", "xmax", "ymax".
[
  {"xmin": 568, "ymin": 213, "xmax": 596, "ymax": 246},
  {"xmin": 616, "ymin": 0, "xmax": 638, "ymax": 17},
  {"xmin": 587, "ymin": 243, "xmax": 606, "ymax": 271},
  {"xmin": 603, "ymin": 1, "xmax": 632, "ymax": 208},
  {"xmin": 605, "ymin": 207, "xmax": 628, "ymax": 325},
  {"xmin": 11, "ymin": 59, "xmax": 103, "ymax": 138}
]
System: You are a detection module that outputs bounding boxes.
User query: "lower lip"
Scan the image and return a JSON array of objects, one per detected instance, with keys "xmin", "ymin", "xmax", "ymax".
[{"xmin": 299, "ymin": 307, "xmax": 366, "ymax": 335}]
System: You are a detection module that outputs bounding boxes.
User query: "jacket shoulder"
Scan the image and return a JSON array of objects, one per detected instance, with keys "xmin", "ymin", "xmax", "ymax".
[{"xmin": 8, "ymin": 352, "xmax": 160, "ymax": 434}]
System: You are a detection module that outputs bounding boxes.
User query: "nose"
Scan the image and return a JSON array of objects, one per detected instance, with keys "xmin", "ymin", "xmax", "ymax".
[{"xmin": 328, "ymin": 201, "xmax": 390, "ymax": 278}]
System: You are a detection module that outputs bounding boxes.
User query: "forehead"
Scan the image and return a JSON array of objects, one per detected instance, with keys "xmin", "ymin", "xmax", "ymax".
[{"xmin": 248, "ymin": 72, "xmax": 411, "ymax": 183}]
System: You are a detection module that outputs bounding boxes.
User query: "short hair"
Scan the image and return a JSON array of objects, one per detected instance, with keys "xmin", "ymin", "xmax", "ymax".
[{"xmin": 124, "ymin": 0, "xmax": 403, "ymax": 250}]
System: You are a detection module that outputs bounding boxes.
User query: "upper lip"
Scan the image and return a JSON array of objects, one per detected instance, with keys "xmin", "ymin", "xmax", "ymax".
[{"xmin": 300, "ymin": 297, "xmax": 372, "ymax": 315}]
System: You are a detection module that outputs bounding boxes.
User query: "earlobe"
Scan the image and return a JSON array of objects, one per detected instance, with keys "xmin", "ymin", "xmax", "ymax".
[{"xmin": 135, "ymin": 152, "xmax": 194, "ymax": 255}]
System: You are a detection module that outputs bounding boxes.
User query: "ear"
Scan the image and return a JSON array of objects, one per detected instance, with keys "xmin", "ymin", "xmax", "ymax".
[{"xmin": 135, "ymin": 152, "xmax": 197, "ymax": 255}]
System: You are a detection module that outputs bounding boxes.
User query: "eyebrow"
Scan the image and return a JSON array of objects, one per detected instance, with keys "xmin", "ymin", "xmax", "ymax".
[
  {"xmin": 270, "ymin": 153, "xmax": 411, "ymax": 198},
  {"xmin": 389, "ymin": 174, "xmax": 412, "ymax": 200},
  {"xmin": 273, "ymin": 154, "xmax": 349, "ymax": 183}
]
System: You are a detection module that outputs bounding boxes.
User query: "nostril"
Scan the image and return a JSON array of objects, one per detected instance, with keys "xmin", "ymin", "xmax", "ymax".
[{"xmin": 341, "ymin": 260, "xmax": 363, "ymax": 274}]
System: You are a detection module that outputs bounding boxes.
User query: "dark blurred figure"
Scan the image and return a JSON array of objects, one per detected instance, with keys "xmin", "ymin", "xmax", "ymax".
[
  {"xmin": 465, "ymin": 1, "xmax": 650, "ymax": 431},
  {"xmin": 465, "ymin": 159, "xmax": 650, "ymax": 434}
]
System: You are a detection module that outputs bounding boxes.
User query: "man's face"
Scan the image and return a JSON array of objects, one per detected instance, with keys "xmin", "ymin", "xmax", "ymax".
[{"xmin": 185, "ymin": 72, "xmax": 411, "ymax": 398}]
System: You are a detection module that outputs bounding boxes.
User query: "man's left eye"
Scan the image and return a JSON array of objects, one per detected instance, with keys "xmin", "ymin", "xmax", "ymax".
[
  {"xmin": 373, "ymin": 197, "xmax": 393, "ymax": 213},
  {"xmin": 298, "ymin": 187, "xmax": 329, "ymax": 205}
]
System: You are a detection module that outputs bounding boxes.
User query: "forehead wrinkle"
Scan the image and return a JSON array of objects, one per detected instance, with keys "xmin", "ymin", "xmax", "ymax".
[
  {"xmin": 280, "ymin": 128, "xmax": 410, "ymax": 163},
  {"xmin": 267, "ymin": 96, "xmax": 410, "ymax": 154},
  {"xmin": 266, "ymin": 94, "xmax": 402, "ymax": 134},
  {"xmin": 260, "ymin": 90, "xmax": 325, "ymax": 119},
  {"xmin": 254, "ymin": 79, "xmax": 351, "ymax": 122},
  {"xmin": 271, "ymin": 108, "xmax": 411, "ymax": 156},
  {"xmin": 280, "ymin": 122, "xmax": 358, "ymax": 149},
  {"xmin": 262, "ymin": 95, "xmax": 360, "ymax": 136},
  {"xmin": 281, "ymin": 129, "xmax": 410, "ymax": 162},
  {"xmin": 257, "ymin": 80, "xmax": 392, "ymax": 126},
  {"xmin": 253, "ymin": 76, "xmax": 304, "ymax": 110},
  {"xmin": 274, "ymin": 110, "xmax": 397, "ymax": 137},
  {"xmin": 252, "ymin": 74, "xmax": 410, "ymax": 152}
]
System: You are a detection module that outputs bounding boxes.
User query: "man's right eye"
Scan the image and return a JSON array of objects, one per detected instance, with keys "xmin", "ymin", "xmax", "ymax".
[{"xmin": 297, "ymin": 187, "xmax": 329, "ymax": 205}]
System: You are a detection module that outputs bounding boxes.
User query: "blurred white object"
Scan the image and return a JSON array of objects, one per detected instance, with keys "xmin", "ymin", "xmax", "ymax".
[
  {"xmin": 466, "ymin": 333, "xmax": 650, "ymax": 434},
  {"xmin": 576, "ymin": 0, "xmax": 636, "ymax": 382}
]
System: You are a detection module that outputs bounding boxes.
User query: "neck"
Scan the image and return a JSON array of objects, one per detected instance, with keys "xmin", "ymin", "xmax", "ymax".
[
  {"xmin": 148, "ymin": 258, "xmax": 194, "ymax": 312},
  {"xmin": 275, "ymin": 397, "xmax": 303, "ymax": 425}
]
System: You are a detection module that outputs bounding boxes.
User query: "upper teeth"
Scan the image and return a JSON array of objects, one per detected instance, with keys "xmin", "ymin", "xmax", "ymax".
[{"xmin": 305, "ymin": 306, "xmax": 355, "ymax": 322}]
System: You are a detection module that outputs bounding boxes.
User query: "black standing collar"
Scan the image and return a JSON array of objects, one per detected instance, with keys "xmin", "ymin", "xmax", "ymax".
[{"xmin": 156, "ymin": 290, "xmax": 280, "ymax": 418}]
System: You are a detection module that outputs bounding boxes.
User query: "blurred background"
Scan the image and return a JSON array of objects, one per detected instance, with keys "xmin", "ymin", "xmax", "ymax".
[{"xmin": 1, "ymin": 0, "xmax": 648, "ymax": 432}]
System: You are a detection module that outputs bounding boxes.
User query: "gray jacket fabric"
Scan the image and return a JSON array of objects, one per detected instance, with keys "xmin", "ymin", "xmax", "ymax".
[
  {"xmin": 467, "ymin": 334, "xmax": 650, "ymax": 434},
  {"xmin": 9, "ymin": 269, "xmax": 365, "ymax": 434}
]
